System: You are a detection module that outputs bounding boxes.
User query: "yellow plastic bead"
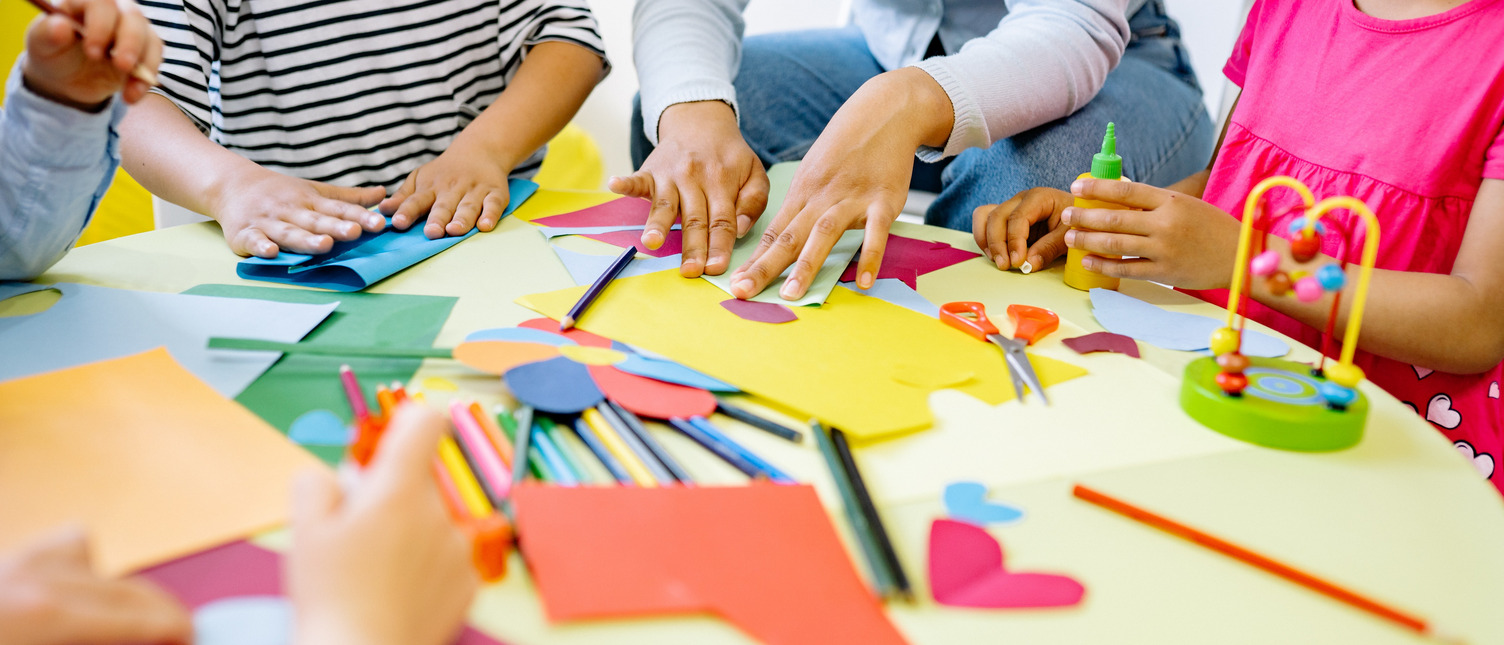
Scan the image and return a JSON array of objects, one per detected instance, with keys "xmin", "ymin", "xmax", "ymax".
[
  {"xmin": 1209, "ymin": 327, "xmax": 1241, "ymax": 355},
  {"xmin": 1326, "ymin": 362, "xmax": 1365, "ymax": 388},
  {"xmin": 1290, "ymin": 270, "xmax": 1310, "ymax": 282}
]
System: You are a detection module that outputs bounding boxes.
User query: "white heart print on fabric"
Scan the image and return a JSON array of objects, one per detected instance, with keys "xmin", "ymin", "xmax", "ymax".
[
  {"xmin": 1413, "ymin": 365, "xmax": 1434, "ymax": 380},
  {"xmin": 1455, "ymin": 441, "xmax": 1496, "ymax": 480},
  {"xmin": 1426, "ymin": 394, "xmax": 1462, "ymax": 430},
  {"xmin": 1491, "ymin": 382, "xmax": 1500, "ymax": 399}
]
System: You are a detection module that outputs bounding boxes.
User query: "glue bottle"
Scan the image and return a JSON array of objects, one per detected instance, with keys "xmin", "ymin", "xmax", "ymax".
[{"xmin": 1063, "ymin": 123, "xmax": 1131, "ymax": 291}]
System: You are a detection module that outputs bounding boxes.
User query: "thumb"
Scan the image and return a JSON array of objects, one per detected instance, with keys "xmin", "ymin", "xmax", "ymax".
[
  {"xmin": 608, "ymin": 171, "xmax": 653, "ymax": 198},
  {"xmin": 291, "ymin": 467, "xmax": 342, "ymax": 528},
  {"xmin": 26, "ymin": 15, "xmax": 80, "ymax": 61},
  {"xmin": 318, "ymin": 183, "xmax": 387, "ymax": 207},
  {"xmin": 1026, "ymin": 225, "xmax": 1070, "ymax": 272}
]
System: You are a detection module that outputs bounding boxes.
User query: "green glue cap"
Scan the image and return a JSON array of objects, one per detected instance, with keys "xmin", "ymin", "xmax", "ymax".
[{"xmin": 1091, "ymin": 122, "xmax": 1122, "ymax": 180}]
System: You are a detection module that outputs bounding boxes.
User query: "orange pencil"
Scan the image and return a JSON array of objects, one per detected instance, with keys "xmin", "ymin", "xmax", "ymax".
[
  {"xmin": 1072, "ymin": 484, "xmax": 1462, "ymax": 643},
  {"xmin": 469, "ymin": 402, "xmax": 514, "ymax": 468},
  {"xmin": 376, "ymin": 384, "xmax": 396, "ymax": 420}
]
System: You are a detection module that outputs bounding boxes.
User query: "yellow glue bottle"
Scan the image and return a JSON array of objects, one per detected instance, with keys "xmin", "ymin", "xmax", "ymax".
[{"xmin": 1063, "ymin": 123, "xmax": 1131, "ymax": 291}]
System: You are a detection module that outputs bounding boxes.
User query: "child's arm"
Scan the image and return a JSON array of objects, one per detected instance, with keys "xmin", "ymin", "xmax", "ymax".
[
  {"xmin": 1065, "ymin": 177, "xmax": 1504, "ymax": 374},
  {"xmin": 119, "ymin": 95, "xmax": 388, "ymax": 258},
  {"xmin": 380, "ymin": 42, "xmax": 605, "ymax": 239}
]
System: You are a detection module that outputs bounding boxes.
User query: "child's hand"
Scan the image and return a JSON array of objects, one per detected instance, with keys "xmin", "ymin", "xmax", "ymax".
[
  {"xmin": 21, "ymin": 0, "xmax": 162, "ymax": 110},
  {"xmin": 971, "ymin": 187, "xmax": 1075, "ymax": 272},
  {"xmin": 379, "ymin": 141, "xmax": 513, "ymax": 240},
  {"xmin": 288, "ymin": 403, "xmax": 476, "ymax": 645},
  {"xmin": 1063, "ymin": 178, "xmax": 1241, "ymax": 289},
  {"xmin": 213, "ymin": 170, "xmax": 387, "ymax": 258},
  {"xmin": 0, "ymin": 527, "xmax": 191, "ymax": 645}
]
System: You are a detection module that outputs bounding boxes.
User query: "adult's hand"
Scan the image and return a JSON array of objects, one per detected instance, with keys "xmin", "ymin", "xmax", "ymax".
[
  {"xmin": 728, "ymin": 68, "xmax": 952, "ymax": 300},
  {"xmin": 610, "ymin": 101, "xmax": 769, "ymax": 277}
]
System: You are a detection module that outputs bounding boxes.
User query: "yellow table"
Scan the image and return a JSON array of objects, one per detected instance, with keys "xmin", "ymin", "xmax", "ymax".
[{"xmin": 40, "ymin": 189, "xmax": 1504, "ymax": 644}]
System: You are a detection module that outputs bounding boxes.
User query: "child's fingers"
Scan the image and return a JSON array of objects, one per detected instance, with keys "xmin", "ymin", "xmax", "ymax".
[
  {"xmin": 1071, "ymin": 178, "xmax": 1170, "ymax": 211},
  {"xmin": 265, "ymin": 220, "xmax": 335, "ymax": 255},
  {"xmin": 229, "ymin": 227, "xmax": 279, "ymax": 258},
  {"xmin": 1061, "ymin": 206, "xmax": 1154, "ymax": 236},
  {"xmin": 677, "ymin": 186, "xmax": 709, "ymax": 278},
  {"xmin": 292, "ymin": 209, "xmax": 362, "ymax": 240},
  {"xmin": 424, "ymin": 194, "xmax": 460, "ymax": 239},
  {"xmin": 778, "ymin": 203, "xmax": 855, "ymax": 300},
  {"xmin": 292, "ymin": 468, "xmax": 342, "ymax": 530},
  {"xmin": 380, "ymin": 173, "xmax": 418, "ymax": 218},
  {"xmin": 52, "ymin": 577, "xmax": 192, "ymax": 645},
  {"xmin": 108, "ymin": 1, "xmax": 149, "ymax": 73},
  {"xmin": 1025, "ymin": 225, "xmax": 1069, "ymax": 272},
  {"xmin": 394, "ymin": 189, "xmax": 436, "ymax": 233},
  {"xmin": 1083, "ymin": 255, "xmax": 1154, "ymax": 280},
  {"xmin": 641, "ymin": 176, "xmax": 679, "ymax": 251},
  {"xmin": 1065, "ymin": 228, "xmax": 1149, "ymax": 259},
  {"xmin": 445, "ymin": 193, "xmax": 483, "ymax": 236},
  {"xmin": 313, "ymin": 198, "xmax": 383, "ymax": 233},
  {"xmin": 853, "ymin": 202, "xmax": 891, "ymax": 289},
  {"xmin": 77, "ymin": 0, "xmax": 120, "ymax": 61},
  {"xmin": 476, "ymin": 192, "xmax": 508, "ymax": 231},
  {"xmin": 361, "ymin": 404, "xmax": 449, "ymax": 501},
  {"xmin": 607, "ymin": 171, "xmax": 652, "ymax": 199}
]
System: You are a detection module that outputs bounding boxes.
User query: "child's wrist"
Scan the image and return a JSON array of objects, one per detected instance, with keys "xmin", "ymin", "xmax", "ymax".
[{"xmin": 20, "ymin": 70, "xmax": 111, "ymax": 114}]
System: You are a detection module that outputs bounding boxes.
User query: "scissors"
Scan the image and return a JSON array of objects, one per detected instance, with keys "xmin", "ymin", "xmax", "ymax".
[{"xmin": 940, "ymin": 302, "xmax": 1060, "ymax": 405}]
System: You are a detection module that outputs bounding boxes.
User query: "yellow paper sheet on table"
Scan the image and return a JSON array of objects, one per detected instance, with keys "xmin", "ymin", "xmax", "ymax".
[
  {"xmin": 0, "ymin": 349, "xmax": 327, "ymax": 575},
  {"xmin": 517, "ymin": 270, "xmax": 1087, "ymax": 441}
]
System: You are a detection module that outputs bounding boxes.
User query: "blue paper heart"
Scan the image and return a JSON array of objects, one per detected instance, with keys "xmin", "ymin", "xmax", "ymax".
[
  {"xmin": 944, "ymin": 481, "xmax": 1024, "ymax": 526},
  {"xmin": 194, "ymin": 596, "xmax": 292, "ymax": 645},
  {"xmin": 288, "ymin": 410, "xmax": 352, "ymax": 446}
]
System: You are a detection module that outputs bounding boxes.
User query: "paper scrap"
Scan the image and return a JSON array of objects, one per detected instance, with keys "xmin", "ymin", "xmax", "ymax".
[
  {"xmin": 0, "ymin": 349, "xmax": 327, "ymax": 575},
  {"xmin": 195, "ymin": 597, "xmax": 292, "ymax": 645},
  {"xmin": 0, "ymin": 282, "xmax": 335, "ymax": 398},
  {"xmin": 532, "ymin": 197, "xmax": 651, "ymax": 228},
  {"xmin": 518, "ymin": 318, "xmax": 614, "ymax": 348},
  {"xmin": 587, "ymin": 364, "xmax": 718, "ymax": 420},
  {"xmin": 1090, "ymin": 289, "xmax": 1288, "ymax": 357},
  {"xmin": 422, "ymin": 376, "xmax": 459, "ymax": 391},
  {"xmin": 1062, "ymin": 332, "xmax": 1142, "ymax": 359},
  {"xmin": 549, "ymin": 244, "xmax": 682, "ymax": 286},
  {"xmin": 504, "ymin": 355, "xmax": 604, "ymax": 414},
  {"xmin": 929, "ymin": 519, "xmax": 1084, "ymax": 609},
  {"xmin": 840, "ymin": 279, "xmax": 940, "ymax": 318},
  {"xmin": 538, "ymin": 226, "xmax": 683, "ymax": 259},
  {"xmin": 538, "ymin": 224, "xmax": 661, "ymax": 238},
  {"xmin": 719, "ymin": 298, "xmax": 798, "ymax": 324},
  {"xmin": 839, "ymin": 235, "xmax": 981, "ymax": 288},
  {"xmin": 287, "ymin": 410, "xmax": 352, "ymax": 446},
  {"xmin": 943, "ymin": 482, "xmax": 1024, "ymax": 526},
  {"xmin": 615, "ymin": 353, "xmax": 739, "ymax": 392},
  {"xmin": 701, "ymin": 163, "xmax": 864, "ymax": 307},
  {"xmin": 513, "ymin": 484, "xmax": 906, "ymax": 645}
]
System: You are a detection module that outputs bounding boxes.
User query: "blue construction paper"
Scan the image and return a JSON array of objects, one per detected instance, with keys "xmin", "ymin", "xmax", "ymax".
[
  {"xmin": 1089, "ymin": 288, "xmax": 1289, "ymax": 357},
  {"xmin": 503, "ymin": 355, "xmax": 604, "ymax": 414},
  {"xmin": 615, "ymin": 353, "xmax": 739, "ymax": 392},
  {"xmin": 238, "ymin": 179, "xmax": 538, "ymax": 292},
  {"xmin": 944, "ymin": 481, "xmax": 1024, "ymax": 526},
  {"xmin": 537, "ymin": 224, "xmax": 680, "ymax": 239},
  {"xmin": 0, "ymin": 282, "xmax": 335, "ymax": 397},
  {"xmin": 465, "ymin": 327, "xmax": 577, "ymax": 346},
  {"xmin": 287, "ymin": 410, "xmax": 352, "ymax": 446},
  {"xmin": 550, "ymin": 245, "xmax": 683, "ymax": 286},
  {"xmin": 194, "ymin": 596, "xmax": 292, "ymax": 645},
  {"xmin": 839, "ymin": 279, "xmax": 940, "ymax": 318}
]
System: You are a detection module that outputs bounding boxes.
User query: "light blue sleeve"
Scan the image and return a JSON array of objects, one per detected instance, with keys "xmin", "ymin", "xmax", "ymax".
[{"xmin": 0, "ymin": 58, "xmax": 126, "ymax": 282}]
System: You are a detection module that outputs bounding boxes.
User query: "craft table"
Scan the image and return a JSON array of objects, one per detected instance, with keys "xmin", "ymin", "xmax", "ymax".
[{"xmin": 40, "ymin": 188, "xmax": 1504, "ymax": 644}]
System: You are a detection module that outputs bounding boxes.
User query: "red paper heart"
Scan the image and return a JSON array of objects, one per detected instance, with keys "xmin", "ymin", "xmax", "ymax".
[{"xmin": 928, "ymin": 519, "xmax": 1085, "ymax": 609}]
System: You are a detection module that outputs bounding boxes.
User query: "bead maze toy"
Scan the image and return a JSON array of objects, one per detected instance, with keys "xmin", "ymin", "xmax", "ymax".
[{"xmin": 1179, "ymin": 177, "xmax": 1380, "ymax": 451}]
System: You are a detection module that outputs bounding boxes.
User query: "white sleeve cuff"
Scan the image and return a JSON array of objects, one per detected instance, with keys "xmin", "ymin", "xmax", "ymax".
[
  {"xmin": 911, "ymin": 59, "xmax": 990, "ymax": 162},
  {"xmin": 642, "ymin": 82, "xmax": 740, "ymax": 147}
]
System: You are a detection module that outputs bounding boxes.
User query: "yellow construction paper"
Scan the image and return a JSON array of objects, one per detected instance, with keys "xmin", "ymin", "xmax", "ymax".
[
  {"xmin": 0, "ymin": 349, "xmax": 327, "ymax": 575},
  {"xmin": 507, "ymin": 188, "xmax": 617, "ymax": 223},
  {"xmin": 517, "ymin": 270, "xmax": 1087, "ymax": 442}
]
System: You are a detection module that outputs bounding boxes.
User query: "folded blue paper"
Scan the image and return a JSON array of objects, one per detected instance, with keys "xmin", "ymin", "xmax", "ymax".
[{"xmin": 237, "ymin": 179, "xmax": 539, "ymax": 291}]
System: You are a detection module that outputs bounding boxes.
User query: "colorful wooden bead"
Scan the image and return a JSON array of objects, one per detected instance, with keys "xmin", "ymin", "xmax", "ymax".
[
  {"xmin": 1319, "ymin": 381, "xmax": 1358, "ymax": 409},
  {"xmin": 1291, "ymin": 234, "xmax": 1321, "ymax": 263},
  {"xmin": 1326, "ymin": 362, "xmax": 1365, "ymax": 388},
  {"xmin": 1268, "ymin": 272, "xmax": 1292, "ymax": 296},
  {"xmin": 1210, "ymin": 327, "xmax": 1241, "ymax": 356},
  {"xmin": 1216, "ymin": 352, "xmax": 1251, "ymax": 373},
  {"xmin": 1216, "ymin": 371, "xmax": 1249, "ymax": 396},
  {"xmin": 1317, "ymin": 264, "xmax": 1346, "ymax": 291},
  {"xmin": 1250, "ymin": 250, "xmax": 1280, "ymax": 276},
  {"xmin": 1294, "ymin": 276, "xmax": 1324, "ymax": 302},
  {"xmin": 1285, "ymin": 217, "xmax": 1328, "ymax": 236}
]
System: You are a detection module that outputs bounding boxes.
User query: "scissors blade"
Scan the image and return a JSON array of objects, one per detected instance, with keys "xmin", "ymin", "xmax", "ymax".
[{"xmin": 1002, "ymin": 342, "xmax": 1050, "ymax": 406}]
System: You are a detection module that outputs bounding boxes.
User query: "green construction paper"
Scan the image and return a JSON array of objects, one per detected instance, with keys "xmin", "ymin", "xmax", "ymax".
[
  {"xmin": 207, "ymin": 337, "xmax": 453, "ymax": 359},
  {"xmin": 183, "ymin": 285, "xmax": 456, "ymax": 465}
]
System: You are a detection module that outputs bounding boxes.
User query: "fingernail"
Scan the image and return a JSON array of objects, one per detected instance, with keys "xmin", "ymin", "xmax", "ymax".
[
  {"xmin": 737, "ymin": 215, "xmax": 753, "ymax": 237},
  {"xmin": 858, "ymin": 271, "xmax": 874, "ymax": 289},
  {"xmin": 733, "ymin": 278, "xmax": 755, "ymax": 296},
  {"xmin": 709, "ymin": 253, "xmax": 727, "ymax": 268},
  {"xmin": 1071, "ymin": 180, "xmax": 1085, "ymax": 195},
  {"xmin": 1061, "ymin": 207, "xmax": 1075, "ymax": 225},
  {"xmin": 1020, "ymin": 261, "xmax": 1034, "ymax": 275},
  {"xmin": 993, "ymin": 254, "xmax": 1007, "ymax": 269},
  {"xmin": 1065, "ymin": 230, "xmax": 1077, "ymax": 247},
  {"xmin": 642, "ymin": 230, "xmax": 664, "ymax": 250},
  {"xmin": 780, "ymin": 278, "xmax": 801, "ymax": 299},
  {"xmin": 1010, "ymin": 250, "xmax": 1022, "ymax": 267}
]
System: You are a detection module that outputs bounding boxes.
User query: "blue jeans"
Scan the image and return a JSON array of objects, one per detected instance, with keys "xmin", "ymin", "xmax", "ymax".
[{"xmin": 630, "ymin": 0, "xmax": 1215, "ymax": 233}]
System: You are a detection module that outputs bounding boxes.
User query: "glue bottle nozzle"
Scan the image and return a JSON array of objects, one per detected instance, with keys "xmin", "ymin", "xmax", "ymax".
[{"xmin": 1091, "ymin": 122, "xmax": 1122, "ymax": 180}]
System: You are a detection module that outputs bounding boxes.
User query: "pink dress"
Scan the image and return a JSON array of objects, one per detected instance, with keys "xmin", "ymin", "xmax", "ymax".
[{"xmin": 1195, "ymin": 0, "xmax": 1504, "ymax": 494}]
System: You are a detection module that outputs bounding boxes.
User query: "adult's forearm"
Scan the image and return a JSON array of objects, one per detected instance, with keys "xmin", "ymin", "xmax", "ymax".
[{"xmin": 632, "ymin": 0, "xmax": 747, "ymax": 146}]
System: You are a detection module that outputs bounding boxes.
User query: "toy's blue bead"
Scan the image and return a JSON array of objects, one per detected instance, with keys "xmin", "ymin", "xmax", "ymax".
[
  {"xmin": 1285, "ymin": 218, "xmax": 1328, "ymax": 236},
  {"xmin": 1319, "ymin": 382, "xmax": 1357, "ymax": 408},
  {"xmin": 1316, "ymin": 264, "xmax": 1346, "ymax": 291}
]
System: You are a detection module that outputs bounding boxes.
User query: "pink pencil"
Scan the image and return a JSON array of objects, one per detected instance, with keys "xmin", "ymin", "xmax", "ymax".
[
  {"xmin": 338, "ymin": 364, "xmax": 369, "ymax": 420},
  {"xmin": 450, "ymin": 400, "xmax": 512, "ymax": 500}
]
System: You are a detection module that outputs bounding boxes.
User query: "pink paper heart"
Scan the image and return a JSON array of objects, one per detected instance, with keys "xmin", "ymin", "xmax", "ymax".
[
  {"xmin": 1426, "ymin": 394, "xmax": 1462, "ymax": 430},
  {"xmin": 928, "ymin": 519, "xmax": 1085, "ymax": 609}
]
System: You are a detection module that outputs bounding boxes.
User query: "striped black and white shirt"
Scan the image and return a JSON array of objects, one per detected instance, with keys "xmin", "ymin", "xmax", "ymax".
[{"xmin": 142, "ymin": 0, "xmax": 607, "ymax": 190}]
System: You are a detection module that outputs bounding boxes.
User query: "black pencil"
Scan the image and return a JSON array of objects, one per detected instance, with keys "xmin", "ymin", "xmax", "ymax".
[
  {"xmin": 716, "ymin": 400, "xmax": 803, "ymax": 443},
  {"xmin": 607, "ymin": 401, "xmax": 694, "ymax": 485},
  {"xmin": 831, "ymin": 426, "xmax": 912, "ymax": 601},
  {"xmin": 560, "ymin": 245, "xmax": 635, "ymax": 330}
]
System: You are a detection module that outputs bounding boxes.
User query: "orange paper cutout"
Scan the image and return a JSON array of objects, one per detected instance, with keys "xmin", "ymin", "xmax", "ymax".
[{"xmin": 453, "ymin": 340, "xmax": 561, "ymax": 375}]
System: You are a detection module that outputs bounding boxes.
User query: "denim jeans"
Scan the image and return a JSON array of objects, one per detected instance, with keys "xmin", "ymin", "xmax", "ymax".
[{"xmin": 630, "ymin": 0, "xmax": 1216, "ymax": 233}]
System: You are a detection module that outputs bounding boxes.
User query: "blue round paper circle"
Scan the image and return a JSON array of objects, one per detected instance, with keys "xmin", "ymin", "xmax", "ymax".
[{"xmin": 504, "ymin": 355, "xmax": 605, "ymax": 414}]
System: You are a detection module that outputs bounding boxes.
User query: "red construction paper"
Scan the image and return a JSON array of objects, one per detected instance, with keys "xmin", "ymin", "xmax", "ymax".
[
  {"xmin": 533, "ymin": 198, "xmax": 651, "ymax": 228},
  {"xmin": 576, "ymin": 229, "xmax": 683, "ymax": 258},
  {"xmin": 1061, "ymin": 332, "xmax": 1141, "ymax": 359},
  {"xmin": 138, "ymin": 541, "xmax": 504, "ymax": 644},
  {"xmin": 928, "ymin": 519, "xmax": 1085, "ymax": 609},
  {"xmin": 513, "ymin": 484, "xmax": 907, "ymax": 645},
  {"xmin": 719, "ymin": 298, "xmax": 798, "ymax": 324},
  {"xmin": 840, "ymin": 236, "xmax": 980, "ymax": 287},
  {"xmin": 588, "ymin": 364, "xmax": 717, "ymax": 419},
  {"xmin": 518, "ymin": 317, "xmax": 613, "ymax": 348}
]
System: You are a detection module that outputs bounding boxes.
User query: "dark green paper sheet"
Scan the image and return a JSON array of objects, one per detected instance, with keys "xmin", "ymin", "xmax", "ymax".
[{"xmin": 184, "ymin": 284, "xmax": 456, "ymax": 464}]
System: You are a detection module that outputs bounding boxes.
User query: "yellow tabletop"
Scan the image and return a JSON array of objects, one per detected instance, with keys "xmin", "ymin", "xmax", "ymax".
[{"xmin": 39, "ymin": 189, "xmax": 1504, "ymax": 644}]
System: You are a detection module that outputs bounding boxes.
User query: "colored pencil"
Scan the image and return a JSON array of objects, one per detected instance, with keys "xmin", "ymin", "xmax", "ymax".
[
  {"xmin": 211, "ymin": 337, "xmax": 453, "ymax": 359},
  {"xmin": 668, "ymin": 417, "xmax": 763, "ymax": 480},
  {"xmin": 470, "ymin": 402, "xmax": 514, "ymax": 468},
  {"xmin": 608, "ymin": 401, "xmax": 692, "ymax": 485},
  {"xmin": 436, "ymin": 436, "xmax": 494, "ymax": 518},
  {"xmin": 450, "ymin": 401, "xmax": 511, "ymax": 501},
  {"xmin": 337, "ymin": 364, "xmax": 369, "ymax": 420},
  {"xmin": 716, "ymin": 400, "xmax": 803, "ymax": 443},
  {"xmin": 430, "ymin": 458, "xmax": 476, "ymax": 521},
  {"xmin": 19, "ymin": 0, "xmax": 159, "ymax": 86},
  {"xmin": 375, "ymin": 384, "xmax": 395, "ymax": 419},
  {"xmin": 832, "ymin": 426, "xmax": 911, "ymax": 601},
  {"xmin": 584, "ymin": 407, "xmax": 658, "ymax": 486},
  {"xmin": 687, "ymin": 416, "xmax": 796, "ymax": 484},
  {"xmin": 811, "ymin": 420, "xmax": 894, "ymax": 598},
  {"xmin": 573, "ymin": 417, "xmax": 634, "ymax": 484},
  {"xmin": 391, "ymin": 382, "xmax": 409, "ymax": 402},
  {"xmin": 499, "ymin": 406, "xmax": 547, "ymax": 483},
  {"xmin": 529, "ymin": 420, "xmax": 579, "ymax": 487},
  {"xmin": 560, "ymin": 245, "xmax": 636, "ymax": 330},
  {"xmin": 541, "ymin": 419, "xmax": 596, "ymax": 485},
  {"xmin": 1072, "ymin": 484, "xmax": 1460, "ymax": 642},
  {"xmin": 596, "ymin": 403, "xmax": 675, "ymax": 484}
]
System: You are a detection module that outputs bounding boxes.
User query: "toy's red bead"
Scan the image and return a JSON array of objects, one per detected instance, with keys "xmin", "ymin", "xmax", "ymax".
[
  {"xmin": 1268, "ymin": 272, "xmax": 1292, "ymax": 296},
  {"xmin": 1291, "ymin": 234, "xmax": 1321, "ymax": 263},
  {"xmin": 1216, "ymin": 352, "xmax": 1251, "ymax": 373},
  {"xmin": 1216, "ymin": 371, "xmax": 1249, "ymax": 396}
]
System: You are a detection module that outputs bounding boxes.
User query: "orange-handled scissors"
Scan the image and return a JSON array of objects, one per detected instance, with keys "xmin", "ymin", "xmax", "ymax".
[{"xmin": 940, "ymin": 302, "xmax": 1060, "ymax": 404}]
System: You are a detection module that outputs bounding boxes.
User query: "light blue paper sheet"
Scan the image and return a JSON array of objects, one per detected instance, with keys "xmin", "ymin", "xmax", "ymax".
[
  {"xmin": 1089, "ymin": 288, "xmax": 1289, "ymax": 357},
  {"xmin": 839, "ymin": 279, "xmax": 940, "ymax": 318},
  {"xmin": 238, "ymin": 179, "xmax": 538, "ymax": 292},
  {"xmin": 0, "ymin": 282, "xmax": 336, "ymax": 396},
  {"xmin": 549, "ymin": 245, "xmax": 683, "ymax": 286}
]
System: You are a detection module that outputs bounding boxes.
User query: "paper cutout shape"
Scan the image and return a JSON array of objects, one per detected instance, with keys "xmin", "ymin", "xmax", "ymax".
[
  {"xmin": 1062, "ymin": 332, "xmax": 1142, "ymax": 359},
  {"xmin": 517, "ymin": 318, "xmax": 614, "ymax": 348},
  {"xmin": 538, "ymin": 226, "xmax": 684, "ymax": 259},
  {"xmin": 195, "ymin": 596, "xmax": 292, "ymax": 645},
  {"xmin": 0, "ymin": 282, "xmax": 335, "ymax": 398},
  {"xmin": 466, "ymin": 327, "xmax": 578, "ymax": 346},
  {"xmin": 720, "ymin": 298, "xmax": 798, "ymax": 324},
  {"xmin": 513, "ymin": 484, "xmax": 905, "ymax": 645},
  {"xmin": 138, "ymin": 540, "xmax": 506, "ymax": 644},
  {"xmin": 505, "ymin": 356, "xmax": 605, "ymax": 414},
  {"xmin": 422, "ymin": 376, "xmax": 459, "ymax": 391},
  {"xmin": 287, "ymin": 410, "xmax": 352, "ymax": 446},
  {"xmin": 517, "ymin": 269, "xmax": 1087, "ymax": 441},
  {"xmin": 701, "ymin": 163, "xmax": 864, "ymax": 307},
  {"xmin": 893, "ymin": 363, "xmax": 974, "ymax": 389},
  {"xmin": 455, "ymin": 341, "xmax": 563, "ymax": 375},
  {"xmin": 587, "ymin": 364, "xmax": 717, "ymax": 419},
  {"xmin": 840, "ymin": 280, "xmax": 940, "ymax": 318},
  {"xmin": 1090, "ymin": 289, "xmax": 1288, "ymax": 357},
  {"xmin": 183, "ymin": 285, "xmax": 455, "ymax": 465},
  {"xmin": 0, "ymin": 349, "xmax": 326, "ymax": 575},
  {"xmin": 538, "ymin": 224, "xmax": 662, "ymax": 238},
  {"xmin": 550, "ymin": 244, "xmax": 682, "ymax": 286},
  {"xmin": 559, "ymin": 345, "xmax": 628, "ymax": 365},
  {"xmin": 533, "ymin": 197, "xmax": 651, "ymax": 228},
  {"xmin": 615, "ymin": 353, "xmax": 739, "ymax": 392},
  {"xmin": 839, "ymin": 235, "xmax": 981, "ymax": 288},
  {"xmin": 928, "ymin": 519, "xmax": 1084, "ymax": 609},
  {"xmin": 943, "ymin": 482, "xmax": 1024, "ymax": 526},
  {"xmin": 238, "ymin": 179, "xmax": 538, "ymax": 291}
]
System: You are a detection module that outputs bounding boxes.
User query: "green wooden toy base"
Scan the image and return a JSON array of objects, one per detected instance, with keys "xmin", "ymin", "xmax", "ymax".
[{"xmin": 1181, "ymin": 356, "xmax": 1366, "ymax": 452}]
